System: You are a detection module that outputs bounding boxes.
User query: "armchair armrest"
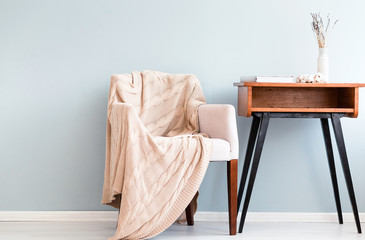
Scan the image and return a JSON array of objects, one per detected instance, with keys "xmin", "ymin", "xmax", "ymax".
[{"xmin": 198, "ymin": 104, "xmax": 239, "ymax": 159}]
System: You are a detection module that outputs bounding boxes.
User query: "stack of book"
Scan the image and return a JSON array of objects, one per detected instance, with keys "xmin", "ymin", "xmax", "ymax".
[{"xmin": 240, "ymin": 75, "xmax": 294, "ymax": 83}]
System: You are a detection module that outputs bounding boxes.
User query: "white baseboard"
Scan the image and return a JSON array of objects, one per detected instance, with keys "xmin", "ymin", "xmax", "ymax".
[
  {"xmin": 0, "ymin": 211, "xmax": 118, "ymax": 222},
  {"xmin": 0, "ymin": 211, "xmax": 363, "ymax": 223},
  {"xmin": 196, "ymin": 212, "xmax": 365, "ymax": 223}
]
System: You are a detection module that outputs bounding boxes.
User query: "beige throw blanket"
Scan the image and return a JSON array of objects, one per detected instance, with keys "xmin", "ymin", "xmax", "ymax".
[{"xmin": 102, "ymin": 71, "xmax": 212, "ymax": 239}]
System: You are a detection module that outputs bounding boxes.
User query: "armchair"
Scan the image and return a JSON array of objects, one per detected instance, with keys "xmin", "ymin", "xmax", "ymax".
[
  {"xmin": 105, "ymin": 71, "xmax": 239, "ymax": 239},
  {"xmin": 185, "ymin": 104, "xmax": 239, "ymax": 235}
]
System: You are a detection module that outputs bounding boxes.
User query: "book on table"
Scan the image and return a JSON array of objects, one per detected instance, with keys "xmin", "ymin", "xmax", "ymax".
[{"xmin": 240, "ymin": 75, "xmax": 294, "ymax": 83}]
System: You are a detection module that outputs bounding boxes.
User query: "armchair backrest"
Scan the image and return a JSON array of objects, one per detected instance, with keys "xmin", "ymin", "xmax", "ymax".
[{"xmin": 108, "ymin": 71, "xmax": 207, "ymax": 137}]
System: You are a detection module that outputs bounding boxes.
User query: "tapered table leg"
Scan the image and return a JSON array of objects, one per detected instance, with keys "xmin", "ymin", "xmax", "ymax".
[
  {"xmin": 239, "ymin": 114, "xmax": 270, "ymax": 233},
  {"xmin": 237, "ymin": 116, "xmax": 261, "ymax": 214},
  {"xmin": 320, "ymin": 118, "xmax": 343, "ymax": 224},
  {"xmin": 331, "ymin": 114, "xmax": 362, "ymax": 234}
]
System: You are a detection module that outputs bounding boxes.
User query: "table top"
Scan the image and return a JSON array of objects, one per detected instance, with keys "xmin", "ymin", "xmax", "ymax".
[{"xmin": 233, "ymin": 82, "xmax": 365, "ymax": 88}]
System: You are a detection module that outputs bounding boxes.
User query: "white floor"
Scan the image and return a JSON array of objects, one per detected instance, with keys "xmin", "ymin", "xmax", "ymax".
[{"xmin": 0, "ymin": 221, "xmax": 363, "ymax": 240}]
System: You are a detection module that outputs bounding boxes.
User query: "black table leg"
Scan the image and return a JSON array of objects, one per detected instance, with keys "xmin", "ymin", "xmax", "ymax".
[
  {"xmin": 320, "ymin": 118, "xmax": 343, "ymax": 224},
  {"xmin": 331, "ymin": 114, "xmax": 362, "ymax": 234},
  {"xmin": 237, "ymin": 115, "xmax": 261, "ymax": 215},
  {"xmin": 238, "ymin": 113, "xmax": 270, "ymax": 233}
]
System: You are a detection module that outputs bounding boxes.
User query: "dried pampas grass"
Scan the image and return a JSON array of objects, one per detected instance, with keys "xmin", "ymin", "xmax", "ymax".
[{"xmin": 311, "ymin": 13, "xmax": 338, "ymax": 48}]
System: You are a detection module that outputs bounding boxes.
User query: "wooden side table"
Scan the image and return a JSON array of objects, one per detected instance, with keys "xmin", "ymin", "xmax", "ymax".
[{"xmin": 234, "ymin": 82, "xmax": 365, "ymax": 234}]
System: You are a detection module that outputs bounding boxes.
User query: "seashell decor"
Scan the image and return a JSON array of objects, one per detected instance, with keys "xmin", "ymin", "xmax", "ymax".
[{"xmin": 296, "ymin": 73, "xmax": 326, "ymax": 83}]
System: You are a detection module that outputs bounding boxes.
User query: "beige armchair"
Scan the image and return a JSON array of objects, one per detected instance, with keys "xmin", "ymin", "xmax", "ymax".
[{"xmin": 185, "ymin": 104, "xmax": 239, "ymax": 235}]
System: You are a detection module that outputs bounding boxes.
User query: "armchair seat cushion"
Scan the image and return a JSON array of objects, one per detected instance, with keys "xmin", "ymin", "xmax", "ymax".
[{"xmin": 210, "ymin": 138, "xmax": 230, "ymax": 162}]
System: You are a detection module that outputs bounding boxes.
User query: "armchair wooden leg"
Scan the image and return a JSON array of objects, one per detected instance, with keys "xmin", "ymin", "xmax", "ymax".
[
  {"xmin": 227, "ymin": 159, "xmax": 238, "ymax": 235},
  {"xmin": 185, "ymin": 202, "xmax": 194, "ymax": 226},
  {"xmin": 185, "ymin": 191, "xmax": 199, "ymax": 226}
]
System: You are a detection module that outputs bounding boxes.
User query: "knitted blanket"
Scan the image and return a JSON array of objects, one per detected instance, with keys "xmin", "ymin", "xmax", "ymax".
[{"xmin": 102, "ymin": 71, "xmax": 212, "ymax": 239}]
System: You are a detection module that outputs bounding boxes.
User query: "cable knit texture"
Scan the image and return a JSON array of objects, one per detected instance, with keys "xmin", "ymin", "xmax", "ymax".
[{"xmin": 102, "ymin": 71, "xmax": 212, "ymax": 239}]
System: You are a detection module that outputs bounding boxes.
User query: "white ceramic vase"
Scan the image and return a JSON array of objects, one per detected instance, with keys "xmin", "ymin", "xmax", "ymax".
[{"xmin": 317, "ymin": 48, "xmax": 329, "ymax": 82}]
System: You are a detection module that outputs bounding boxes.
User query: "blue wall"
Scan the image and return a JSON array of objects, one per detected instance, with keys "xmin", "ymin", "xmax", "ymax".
[{"xmin": 1, "ymin": 0, "xmax": 364, "ymax": 212}]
